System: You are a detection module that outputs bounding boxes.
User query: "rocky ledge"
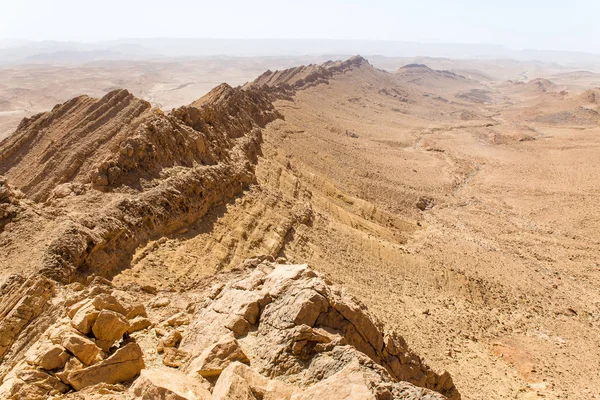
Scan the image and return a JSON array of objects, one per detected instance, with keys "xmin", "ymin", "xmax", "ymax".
[{"xmin": 0, "ymin": 260, "xmax": 459, "ymax": 399}]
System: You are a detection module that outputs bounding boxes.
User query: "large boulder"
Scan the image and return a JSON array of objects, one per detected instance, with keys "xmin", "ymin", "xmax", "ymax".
[
  {"xmin": 71, "ymin": 301, "xmax": 100, "ymax": 335},
  {"xmin": 61, "ymin": 333, "xmax": 102, "ymax": 365},
  {"xmin": 26, "ymin": 343, "xmax": 70, "ymax": 371},
  {"xmin": 212, "ymin": 362, "xmax": 297, "ymax": 400},
  {"xmin": 92, "ymin": 310, "xmax": 131, "ymax": 351},
  {"xmin": 188, "ymin": 335, "xmax": 250, "ymax": 378},
  {"xmin": 68, "ymin": 342, "xmax": 145, "ymax": 390}
]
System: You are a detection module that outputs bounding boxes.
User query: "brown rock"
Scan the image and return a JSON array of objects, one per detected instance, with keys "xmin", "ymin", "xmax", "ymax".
[
  {"xmin": 212, "ymin": 362, "xmax": 297, "ymax": 400},
  {"xmin": 212, "ymin": 371, "xmax": 256, "ymax": 400},
  {"xmin": 2, "ymin": 368, "xmax": 70, "ymax": 399},
  {"xmin": 92, "ymin": 310, "xmax": 131, "ymax": 351},
  {"xmin": 71, "ymin": 303, "xmax": 100, "ymax": 335},
  {"xmin": 126, "ymin": 303, "xmax": 148, "ymax": 319},
  {"xmin": 163, "ymin": 347, "xmax": 190, "ymax": 368},
  {"xmin": 130, "ymin": 369, "xmax": 211, "ymax": 399},
  {"xmin": 166, "ymin": 312, "xmax": 190, "ymax": 327},
  {"xmin": 290, "ymin": 359, "xmax": 445, "ymax": 400},
  {"xmin": 56, "ymin": 356, "xmax": 85, "ymax": 385},
  {"xmin": 0, "ymin": 276, "xmax": 54, "ymax": 359},
  {"xmin": 68, "ymin": 342, "xmax": 145, "ymax": 390},
  {"xmin": 92, "ymin": 294, "xmax": 128, "ymax": 315},
  {"xmin": 128, "ymin": 316, "xmax": 153, "ymax": 334},
  {"xmin": 163, "ymin": 330, "xmax": 183, "ymax": 348},
  {"xmin": 61, "ymin": 333, "xmax": 102, "ymax": 365},
  {"xmin": 150, "ymin": 297, "xmax": 170, "ymax": 308},
  {"xmin": 188, "ymin": 335, "xmax": 250, "ymax": 378},
  {"xmin": 27, "ymin": 343, "xmax": 70, "ymax": 371},
  {"xmin": 67, "ymin": 298, "xmax": 93, "ymax": 319}
]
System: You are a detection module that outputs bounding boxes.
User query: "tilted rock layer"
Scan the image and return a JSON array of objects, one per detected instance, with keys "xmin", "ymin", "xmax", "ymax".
[{"xmin": 0, "ymin": 56, "xmax": 461, "ymax": 399}]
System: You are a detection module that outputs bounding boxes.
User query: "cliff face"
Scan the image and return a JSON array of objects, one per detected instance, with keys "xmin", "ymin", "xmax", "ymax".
[{"xmin": 0, "ymin": 57, "xmax": 459, "ymax": 399}]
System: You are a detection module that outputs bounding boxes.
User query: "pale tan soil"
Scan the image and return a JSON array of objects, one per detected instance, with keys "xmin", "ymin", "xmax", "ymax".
[{"xmin": 1, "ymin": 57, "xmax": 600, "ymax": 399}]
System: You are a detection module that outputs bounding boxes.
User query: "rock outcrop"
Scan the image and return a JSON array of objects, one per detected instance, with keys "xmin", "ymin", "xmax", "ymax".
[
  {"xmin": 0, "ymin": 261, "xmax": 458, "ymax": 399},
  {"xmin": 245, "ymin": 55, "xmax": 371, "ymax": 93}
]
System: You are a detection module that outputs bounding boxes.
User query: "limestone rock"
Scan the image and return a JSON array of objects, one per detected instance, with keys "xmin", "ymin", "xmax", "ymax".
[
  {"xmin": 0, "ymin": 276, "xmax": 54, "ymax": 359},
  {"xmin": 56, "ymin": 356, "xmax": 85, "ymax": 385},
  {"xmin": 130, "ymin": 369, "xmax": 211, "ymax": 399},
  {"xmin": 71, "ymin": 302, "xmax": 100, "ymax": 335},
  {"xmin": 128, "ymin": 316, "xmax": 152, "ymax": 334},
  {"xmin": 212, "ymin": 362, "xmax": 297, "ymax": 400},
  {"xmin": 68, "ymin": 342, "xmax": 145, "ymax": 390},
  {"xmin": 163, "ymin": 348, "xmax": 190, "ymax": 368},
  {"xmin": 180, "ymin": 263, "xmax": 459, "ymax": 399},
  {"xmin": 27, "ymin": 343, "xmax": 70, "ymax": 371},
  {"xmin": 92, "ymin": 294, "xmax": 128, "ymax": 316},
  {"xmin": 162, "ymin": 330, "xmax": 183, "ymax": 348},
  {"xmin": 61, "ymin": 333, "xmax": 102, "ymax": 365},
  {"xmin": 92, "ymin": 310, "xmax": 131, "ymax": 351},
  {"xmin": 290, "ymin": 359, "xmax": 446, "ymax": 400},
  {"xmin": 166, "ymin": 312, "xmax": 190, "ymax": 327},
  {"xmin": 125, "ymin": 303, "xmax": 148, "ymax": 319},
  {"xmin": 0, "ymin": 368, "xmax": 70, "ymax": 399},
  {"xmin": 188, "ymin": 335, "xmax": 250, "ymax": 378}
]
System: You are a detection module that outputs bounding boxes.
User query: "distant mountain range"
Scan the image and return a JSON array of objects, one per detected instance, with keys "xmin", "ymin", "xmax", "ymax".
[{"xmin": 1, "ymin": 38, "xmax": 600, "ymax": 67}]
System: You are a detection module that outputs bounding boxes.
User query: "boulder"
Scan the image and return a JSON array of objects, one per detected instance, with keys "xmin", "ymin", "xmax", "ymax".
[
  {"xmin": 163, "ymin": 348, "xmax": 189, "ymax": 368},
  {"xmin": 68, "ymin": 342, "xmax": 145, "ymax": 390},
  {"xmin": 212, "ymin": 362, "xmax": 297, "ymax": 400},
  {"xmin": 0, "ymin": 368, "xmax": 70, "ymax": 399},
  {"xmin": 162, "ymin": 330, "xmax": 183, "ymax": 348},
  {"xmin": 128, "ymin": 316, "xmax": 152, "ymax": 334},
  {"xmin": 188, "ymin": 335, "xmax": 250, "ymax": 378},
  {"xmin": 92, "ymin": 294, "xmax": 128, "ymax": 315},
  {"xmin": 0, "ymin": 276, "xmax": 54, "ymax": 359},
  {"xmin": 126, "ymin": 303, "xmax": 148, "ymax": 319},
  {"xmin": 92, "ymin": 310, "xmax": 131, "ymax": 351},
  {"xmin": 61, "ymin": 333, "xmax": 102, "ymax": 365},
  {"xmin": 27, "ymin": 343, "xmax": 70, "ymax": 370},
  {"xmin": 71, "ymin": 302, "xmax": 100, "ymax": 335},
  {"xmin": 212, "ymin": 371, "xmax": 257, "ymax": 400},
  {"xmin": 290, "ymin": 359, "xmax": 446, "ymax": 400},
  {"xmin": 56, "ymin": 356, "xmax": 85, "ymax": 385},
  {"xmin": 166, "ymin": 312, "xmax": 190, "ymax": 327},
  {"xmin": 130, "ymin": 369, "xmax": 211, "ymax": 400}
]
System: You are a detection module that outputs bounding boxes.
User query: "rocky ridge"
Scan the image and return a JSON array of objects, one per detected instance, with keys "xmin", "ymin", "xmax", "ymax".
[{"xmin": 0, "ymin": 57, "xmax": 460, "ymax": 399}]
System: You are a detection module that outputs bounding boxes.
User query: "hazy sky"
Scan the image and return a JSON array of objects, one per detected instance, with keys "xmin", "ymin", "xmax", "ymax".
[{"xmin": 2, "ymin": 0, "xmax": 599, "ymax": 53}]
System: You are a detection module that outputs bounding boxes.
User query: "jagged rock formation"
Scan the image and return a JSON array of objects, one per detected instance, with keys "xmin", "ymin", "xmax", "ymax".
[
  {"xmin": 246, "ymin": 55, "xmax": 370, "ymax": 92},
  {"xmin": 0, "ymin": 261, "xmax": 456, "ymax": 399},
  {"xmin": 0, "ymin": 56, "xmax": 461, "ymax": 399},
  {"xmin": 0, "ymin": 81, "xmax": 281, "ymax": 283}
]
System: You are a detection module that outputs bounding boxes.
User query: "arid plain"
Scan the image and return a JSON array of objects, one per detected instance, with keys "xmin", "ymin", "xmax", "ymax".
[{"xmin": 0, "ymin": 55, "xmax": 599, "ymax": 399}]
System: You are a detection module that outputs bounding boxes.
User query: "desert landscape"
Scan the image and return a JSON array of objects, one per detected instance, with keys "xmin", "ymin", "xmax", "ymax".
[{"xmin": 1, "ymin": 48, "xmax": 600, "ymax": 400}]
